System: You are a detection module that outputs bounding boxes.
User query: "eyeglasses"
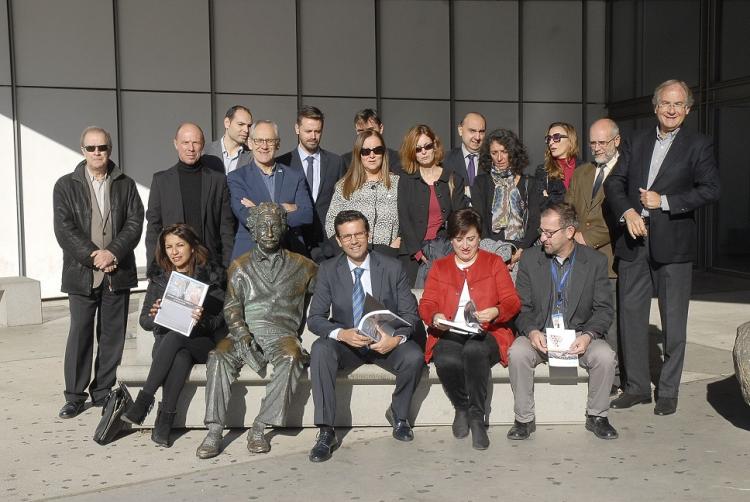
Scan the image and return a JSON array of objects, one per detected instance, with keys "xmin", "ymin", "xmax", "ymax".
[
  {"xmin": 589, "ymin": 136, "xmax": 618, "ymax": 149},
  {"xmin": 360, "ymin": 146, "xmax": 385, "ymax": 157},
  {"xmin": 251, "ymin": 138, "xmax": 279, "ymax": 146},
  {"xmin": 83, "ymin": 145, "xmax": 109, "ymax": 152},
  {"xmin": 544, "ymin": 134, "xmax": 569, "ymax": 144},
  {"xmin": 538, "ymin": 227, "xmax": 564, "ymax": 238},
  {"xmin": 338, "ymin": 231, "xmax": 367, "ymax": 243},
  {"xmin": 657, "ymin": 101, "xmax": 687, "ymax": 111},
  {"xmin": 415, "ymin": 143, "xmax": 435, "ymax": 154}
]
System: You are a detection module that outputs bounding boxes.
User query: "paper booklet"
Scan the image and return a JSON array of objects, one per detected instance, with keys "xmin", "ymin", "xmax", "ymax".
[
  {"xmin": 357, "ymin": 294, "xmax": 412, "ymax": 342},
  {"xmin": 546, "ymin": 328, "xmax": 579, "ymax": 367},
  {"xmin": 154, "ymin": 271, "xmax": 209, "ymax": 336},
  {"xmin": 435, "ymin": 299, "xmax": 482, "ymax": 336}
]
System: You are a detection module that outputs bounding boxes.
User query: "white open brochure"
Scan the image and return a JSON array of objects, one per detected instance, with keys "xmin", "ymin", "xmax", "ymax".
[
  {"xmin": 357, "ymin": 294, "xmax": 412, "ymax": 342},
  {"xmin": 435, "ymin": 318, "xmax": 481, "ymax": 335},
  {"xmin": 153, "ymin": 271, "xmax": 209, "ymax": 336},
  {"xmin": 546, "ymin": 328, "xmax": 579, "ymax": 367}
]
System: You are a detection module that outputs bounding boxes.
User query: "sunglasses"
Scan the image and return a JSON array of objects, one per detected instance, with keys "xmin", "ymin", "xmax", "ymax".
[
  {"xmin": 360, "ymin": 146, "xmax": 385, "ymax": 156},
  {"xmin": 83, "ymin": 145, "xmax": 109, "ymax": 152},
  {"xmin": 544, "ymin": 133, "xmax": 569, "ymax": 144},
  {"xmin": 415, "ymin": 143, "xmax": 435, "ymax": 153}
]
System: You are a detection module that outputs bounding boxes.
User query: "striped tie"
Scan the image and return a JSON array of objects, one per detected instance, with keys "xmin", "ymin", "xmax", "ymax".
[{"xmin": 352, "ymin": 267, "xmax": 365, "ymax": 326}]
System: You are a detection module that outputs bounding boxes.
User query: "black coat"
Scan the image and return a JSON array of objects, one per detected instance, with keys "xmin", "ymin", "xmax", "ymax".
[
  {"xmin": 604, "ymin": 126, "xmax": 720, "ymax": 263},
  {"xmin": 471, "ymin": 170, "xmax": 542, "ymax": 250},
  {"xmin": 145, "ymin": 162, "xmax": 235, "ymax": 274},
  {"xmin": 139, "ymin": 262, "xmax": 228, "ymax": 342},
  {"xmin": 53, "ymin": 161, "xmax": 144, "ymax": 295},
  {"xmin": 397, "ymin": 167, "xmax": 468, "ymax": 257}
]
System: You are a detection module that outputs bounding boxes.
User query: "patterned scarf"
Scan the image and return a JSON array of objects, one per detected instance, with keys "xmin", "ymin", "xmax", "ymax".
[{"xmin": 490, "ymin": 169, "xmax": 526, "ymax": 241}]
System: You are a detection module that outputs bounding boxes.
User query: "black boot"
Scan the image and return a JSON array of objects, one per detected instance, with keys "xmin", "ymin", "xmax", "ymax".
[
  {"xmin": 151, "ymin": 403, "xmax": 177, "ymax": 447},
  {"xmin": 121, "ymin": 391, "xmax": 154, "ymax": 425}
]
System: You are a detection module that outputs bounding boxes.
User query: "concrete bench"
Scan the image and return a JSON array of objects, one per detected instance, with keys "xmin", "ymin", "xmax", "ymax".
[
  {"xmin": 118, "ymin": 290, "xmax": 590, "ymax": 428},
  {"xmin": 0, "ymin": 276, "xmax": 42, "ymax": 327}
]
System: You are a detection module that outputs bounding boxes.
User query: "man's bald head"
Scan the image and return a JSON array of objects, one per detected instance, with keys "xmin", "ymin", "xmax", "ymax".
[
  {"xmin": 589, "ymin": 118, "xmax": 620, "ymax": 165},
  {"xmin": 174, "ymin": 123, "xmax": 205, "ymax": 165},
  {"xmin": 458, "ymin": 112, "xmax": 487, "ymax": 153}
]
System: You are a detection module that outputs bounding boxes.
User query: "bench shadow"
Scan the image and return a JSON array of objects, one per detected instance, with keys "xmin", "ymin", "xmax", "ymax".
[
  {"xmin": 706, "ymin": 376, "xmax": 750, "ymax": 431},
  {"xmin": 648, "ymin": 324, "xmax": 665, "ymax": 388}
]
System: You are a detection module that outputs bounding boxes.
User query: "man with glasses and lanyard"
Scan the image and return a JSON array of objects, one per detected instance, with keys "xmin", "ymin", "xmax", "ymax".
[
  {"xmin": 565, "ymin": 118, "xmax": 622, "ymax": 393},
  {"xmin": 507, "ymin": 202, "xmax": 618, "ymax": 441},
  {"xmin": 226, "ymin": 120, "xmax": 313, "ymax": 259},
  {"xmin": 306, "ymin": 210, "xmax": 424, "ymax": 462},
  {"xmin": 605, "ymin": 79, "xmax": 720, "ymax": 416}
]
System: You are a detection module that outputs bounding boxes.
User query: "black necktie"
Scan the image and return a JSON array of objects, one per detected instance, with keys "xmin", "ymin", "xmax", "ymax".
[{"xmin": 591, "ymin": 164, "xmax": 605, "ymax": 200}]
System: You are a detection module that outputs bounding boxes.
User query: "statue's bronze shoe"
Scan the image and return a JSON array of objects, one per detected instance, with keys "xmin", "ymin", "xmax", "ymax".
[
  {"xmin": 247, "ymin": 430, "xmax": 271, "ymax": 454},
  {"xmin": 196, "ymin": 432, "xmax": 222, "ymax": 459}
]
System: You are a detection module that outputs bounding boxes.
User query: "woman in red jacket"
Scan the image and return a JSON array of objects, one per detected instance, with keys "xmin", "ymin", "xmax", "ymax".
[{"xmin": 419, "ymin": 208, "xmax": 520, "ymax": 450}]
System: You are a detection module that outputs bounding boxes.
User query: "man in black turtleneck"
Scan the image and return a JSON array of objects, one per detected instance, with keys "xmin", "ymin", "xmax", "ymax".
[{"xmin": 146, "ymin": 122, "xmax": 235, "ymax": 275}]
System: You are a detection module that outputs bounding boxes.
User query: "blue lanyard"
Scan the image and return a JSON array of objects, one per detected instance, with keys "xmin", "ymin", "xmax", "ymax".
[{"xmin": 550, "ymin": 248, "xmax": 576, "ymax": 307}]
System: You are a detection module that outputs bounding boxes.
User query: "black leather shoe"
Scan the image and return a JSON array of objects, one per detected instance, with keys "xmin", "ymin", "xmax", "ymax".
[
  {"xmin": 610, "ymin": 392, "xmax": 652, "ymax": 409},
  {"xmin": 58, "ymin": 401, "xmax": 85, "ymax": 419},
  {"xmin": 506, "ymin": 420, "xmax": 535, "ymax": 440},
  {"xmin": 469, "ymin": 419, "xmax": 489, "ymax": 450},
  {"xmin": 309, "ymin": 428, "xmax": 339, "ymax": 463},
  {"xmin": 654, "ymin": 397, "xmax": 678, "ymax": 416},
  {"xmin": 585, "ymin": 415, "xmax": 618, "ymax": 439},
  {"xmin": 452, "ymin": 409, "xmax": 469, "ymax": 439},
  {"xmin": 386, "ymin": 407, "xmax": 414, "ymax": 442}
]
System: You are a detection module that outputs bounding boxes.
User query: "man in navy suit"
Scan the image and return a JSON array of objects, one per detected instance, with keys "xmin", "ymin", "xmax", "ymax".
[
  {"xmin": 306, "ymin": 210, "xmax": 424, "ymax": 462},
  {"xmin": 605, "ymin": 79, "xmax": 720, "ymax": 416},
  {"xmin": 277, "ymin": 106, "xmax": 346, "ymax": 260},
  {"xmin": 226, "ymin": 120, "xmax": 313, "ymax": 259}
]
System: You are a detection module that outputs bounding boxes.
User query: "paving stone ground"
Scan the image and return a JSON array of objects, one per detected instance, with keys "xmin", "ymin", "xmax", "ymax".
[{"xmin": 1, "ymin": 271, "xmax": 749, "ymax": 501}]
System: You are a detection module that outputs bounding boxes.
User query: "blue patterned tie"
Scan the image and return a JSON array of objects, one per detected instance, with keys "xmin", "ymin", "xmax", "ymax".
[{"xmin": 352, "ymin": 267, "xmax": 365, "ymax": 327}]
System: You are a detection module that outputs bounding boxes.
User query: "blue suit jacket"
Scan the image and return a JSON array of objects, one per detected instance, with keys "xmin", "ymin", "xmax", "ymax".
[{"xmin": 227, "ymin": 159, "xmax": 313, "ymax": 259}]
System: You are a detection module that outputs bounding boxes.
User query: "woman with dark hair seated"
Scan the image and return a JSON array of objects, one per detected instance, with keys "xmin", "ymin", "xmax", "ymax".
[
  {"xmin": 397, "ymin": 124, "xmax": 467, "ymax": 286},
  {"xmin": 472, "ymin": 128, "xmax": 543, "ymax": 273},
  {"xmin": 418, "ymin": 208, "xmax": 520, "ymax": 450},
  {"xmin": 325, "ymin": 129, "xmax": 400, "ymax": 256},
  {"xmin": 122, "ymin": 223, "xmax": 227, "ymax": 447}
]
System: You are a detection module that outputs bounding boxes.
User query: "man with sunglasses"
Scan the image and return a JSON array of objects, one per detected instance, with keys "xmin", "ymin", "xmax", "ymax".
[
  {"xmin": 507, "ymin": 203, "xmax": 618, "ymax": 440},
  {"xmin": 227, "ymin": 120, "xmax": 313, "ymax": 259},
  {"xmin": 306, "ymin": 210, "xmax": 424, "ymax": 462},
  {"xmin": 277, "ymin": 106, "xmax": 346, "ymax": 260},
  {"xmin": 565, "ymin": 118, "xmax": 622, "ymax": 392},
  {"xmin": 53, "ymin": 126, "xmax": 144, "ymax": 418},
  {"xmin": 605, "ymin": 79, "xmax": 720, "ymax": 416},
  {"xmin": 146, "ymin": 122, "xmax": 235, "ymax": 275}
]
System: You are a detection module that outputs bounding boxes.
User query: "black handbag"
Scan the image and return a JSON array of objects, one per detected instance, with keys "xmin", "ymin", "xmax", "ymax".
[{"xmin": 93, "ymin": 384, "xmax": 133, "ymax": 445}]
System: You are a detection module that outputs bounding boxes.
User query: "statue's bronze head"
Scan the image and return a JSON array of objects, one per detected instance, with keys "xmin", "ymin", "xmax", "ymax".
[{"xmin": 247, "ymin": 202, "xmax": 288, "ymax": 253}]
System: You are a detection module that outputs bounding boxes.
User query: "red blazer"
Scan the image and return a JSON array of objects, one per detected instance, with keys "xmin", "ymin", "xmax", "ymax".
[{"xmin": 418, "ymin": 250, "xmax": 520, "ymax": 366}]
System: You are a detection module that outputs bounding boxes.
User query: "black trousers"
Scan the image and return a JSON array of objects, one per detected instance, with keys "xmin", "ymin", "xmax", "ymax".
[
  {"xmin": 310, "ymin": 336, "xmax": 425, "ymax": 427},
  {"xmin": 65, "ymin": 287, "xmax": 130, "ymax": 403},
  {"xmin": 144, "ymin": 332, "xmax": 215, "ymax": 411},
  {"xmin": 431, "ymin": 332, "xmax": 499, "ymax": 419},
  {"xmin": 618, "ymin": 240, "xmax": 692, "ymax": 398}
]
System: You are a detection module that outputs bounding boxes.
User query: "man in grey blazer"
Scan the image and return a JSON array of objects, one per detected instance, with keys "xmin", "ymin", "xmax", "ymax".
[
  {"xmin": 145, "ymin": 123, "xmax": 235, "ymax": 274},
  {"xmin": 202, "ymin": 105, "xmax": 253, "ymax": 175},
  {"xmin": 306, "ymin": 210, "xmax": 424, "ymax": 462},
  {"xmin": 507, "ymin": 202, "xmax": 618, "ymax": 440},
  {"xmin": 277, "ymin": 106, "xmax": 347, "ymax": 260},
  {"xmin": 443, "ymin": 112, "xmax": 486, "ymax": 190}
]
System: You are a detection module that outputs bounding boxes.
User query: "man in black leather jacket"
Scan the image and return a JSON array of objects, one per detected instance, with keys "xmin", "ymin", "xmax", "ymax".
[{"xmin": 53, "ymin": 126, "xmax": 144, "ymax": 419}]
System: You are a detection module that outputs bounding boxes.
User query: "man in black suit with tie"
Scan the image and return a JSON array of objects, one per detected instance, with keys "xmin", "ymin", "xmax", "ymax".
[
  {"xmin": 145, "ymin": 123, "xmax": 235, "ymax": 274},
  {"xmin": 443, "ymin": 112, "xmax": 486, "ymax": 191},
  {"xmin": 605, "ymin": 79, "xmax": 720, "ymax": 416},
  {"xmin": 341, "ymin": 108, "xmax": 404, "ymax": 175},
  {"xmin": 306, "ymin": 210, "xmax": 424, "ymax": 462},
  {"xmin": 277, "ymin": 106, "xmax": 346, "ymax": 260}
]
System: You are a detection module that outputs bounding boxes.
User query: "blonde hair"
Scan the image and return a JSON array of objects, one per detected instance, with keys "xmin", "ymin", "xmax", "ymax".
[
  {"xmin": 543, "ymin": 122, "xmax": 579, "ymax": 179},
  {"xmin": 342, "ymin": 130, "xmax": 391, "ymax": 199}
]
